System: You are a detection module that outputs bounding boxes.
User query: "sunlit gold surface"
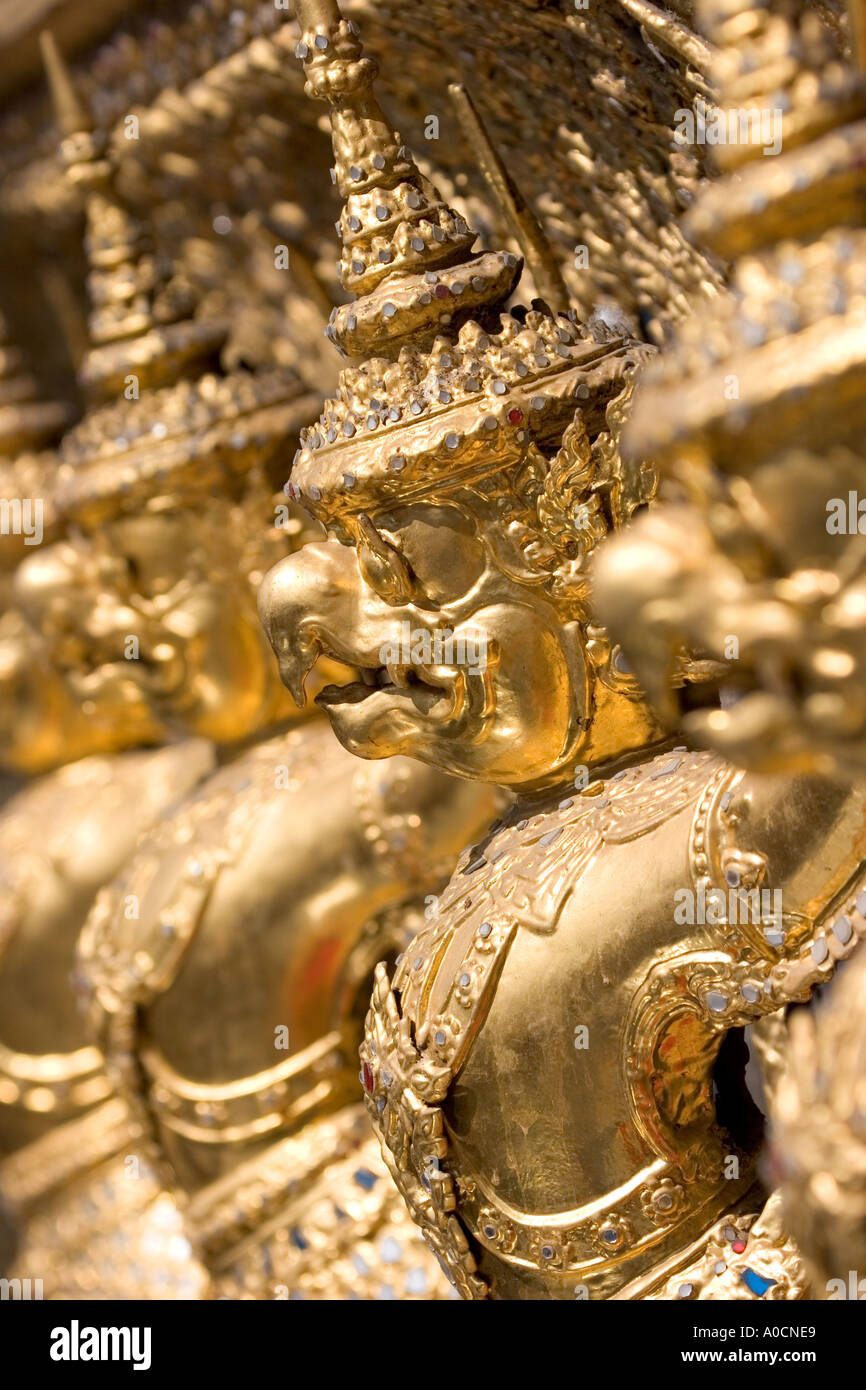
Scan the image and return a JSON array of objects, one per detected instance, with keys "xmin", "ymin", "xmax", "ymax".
[
  {"xmin": 0, "ymin": 17, "xmax": 505, "ymax": 1302},
  {"xmin": 1, "ymin": 0, "xmax": 865, "ymax": 1304},
  {"xmin": 253, "ymin": 0, "xmax": 866, "ymax": 1299}
]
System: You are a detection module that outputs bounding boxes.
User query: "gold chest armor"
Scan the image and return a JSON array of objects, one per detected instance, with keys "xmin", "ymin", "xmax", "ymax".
[
  {"xmin": 81, "ymin": 721, "xmax": 499, "ymax": 1298},
  {"xmin": 362, "ymin": 745, "xmax": 866, "ymax": 1298}
]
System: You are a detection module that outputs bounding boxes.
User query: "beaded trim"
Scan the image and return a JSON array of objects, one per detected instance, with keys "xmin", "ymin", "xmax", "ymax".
[
  {"xmin": 191, "ymin": 1106, "xmax": 453, "ymax": 1300},
  {"xmin": 141, "ymin": 1031, "xmax": 350, "ymax": 1144}
]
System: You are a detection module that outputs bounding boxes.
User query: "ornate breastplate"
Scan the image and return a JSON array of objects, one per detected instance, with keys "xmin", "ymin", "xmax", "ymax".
[
  {"xmin": 188, "ymin": 1103, "xmax": 453, "ymax": 1300},
  {"xmin": 362, "ymin": 746, "xmax": 866, "ymax": 1298},
  {"xmin": 3, "ymin": 1099, "xmax": 207, "ymax": 1300},
  {"xmin": 81, "ymin": 727, "xmax": 353, "ymax": 1172},
  {"xmin": 79, "ymin": 723, "xmax": 479, "ymax": 1298}
]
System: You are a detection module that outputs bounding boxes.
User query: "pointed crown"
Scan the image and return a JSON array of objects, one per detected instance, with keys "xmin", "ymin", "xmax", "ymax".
[
  {"xmin": 41, "ymin": 31, "xmax": 319, "ymax": 526},
  {"xmin": 41, "ymin": 29, "xmax": 226, "ymax": 405},
  {"xmin": 287, "ymin": 0, "xmax": 645, "ymax": 529},
  {"xmin": 294, "ymin": 2, "xmax": 520, "ymax": 360}
]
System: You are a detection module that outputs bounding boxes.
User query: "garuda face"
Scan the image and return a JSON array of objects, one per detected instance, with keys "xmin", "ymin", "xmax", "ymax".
[
  {"xmin": 259, "ymin": 359, "xmax": 662, "ymax": 794},
  {"xmin": 260, "ymin": 496, "xmax": 589, "ymax": 789},
  {"xmin": 254, "ymin": 0, "xmax": 664, "ymax": 795},
  {"xmin": 4, "ymin": 485, "xmax": 316, "ymax": 773}
]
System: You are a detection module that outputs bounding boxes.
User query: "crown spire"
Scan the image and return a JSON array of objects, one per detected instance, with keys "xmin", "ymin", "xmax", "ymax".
[
  {"xmin": 623, "ymin": 0, "xmax": 866, "ymax": 470},
  {"xmin": 293, "ymin": 0, "xmax": 521, "ymax": 359},
  {"xmin": 284, "ymin": 1, "xmax": 648, "ymax": 533},
  {"xmin": 41, "ymin": 29, "xmax": 225, "ymax": 404}
]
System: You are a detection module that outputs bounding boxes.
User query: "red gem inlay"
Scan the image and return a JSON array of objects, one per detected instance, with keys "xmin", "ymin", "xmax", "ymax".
[
  {"xmin": 361, "ymin": 1062, "xmax": 374, "ymax": 1093},
  {"xmin": 434, "ymin": 283, "xmax": 451, "ymax": 299},
  {"xmin": 731, "ymin": 1239, "xmax": 747, "ymax": 1254},
  {"xmin": 507, "ymin": 408, "xmax": 523, "ymax": 425}
]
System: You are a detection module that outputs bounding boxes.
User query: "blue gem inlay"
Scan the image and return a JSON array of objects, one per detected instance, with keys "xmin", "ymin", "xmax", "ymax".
[{"xmin": 741, "ymin": 1268, "xmax": 776, "ymax": 1297}]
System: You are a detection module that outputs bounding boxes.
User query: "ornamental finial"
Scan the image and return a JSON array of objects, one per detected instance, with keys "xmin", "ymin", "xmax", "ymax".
[
  {"xmin": 41, "ymin": 28, "xmax": 225, "ymax": 403},
  {"xmin": 619, "ymin": 0, "xmax": 866, "ymax": 474},
  {"xmin": 283, "ymin": 0, "xmax": 651, "ymax": 536},
  {"xmin": 292, "ymin": 0, "xmax": 521, "ymax": 360}
]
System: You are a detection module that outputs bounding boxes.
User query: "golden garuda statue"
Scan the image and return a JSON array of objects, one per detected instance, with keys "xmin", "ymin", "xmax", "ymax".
[
  {"xmin": 0, "ymin": 28, "xmax": 501, "ymax": 1301},
  {"xmin": 0, "ymin": 20, "xmax": 309, "ymax": 1294},
  {"xmin": 595, "ymin": 0, "xmax": 866, "ymax": 780},
  {"xmin": 258, "ymin": 0, "xmax": 866, "ymax": 1300},
  {"xmin": 0, "ymin": 0, "xmax": 864, "ymax": 1306}
]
